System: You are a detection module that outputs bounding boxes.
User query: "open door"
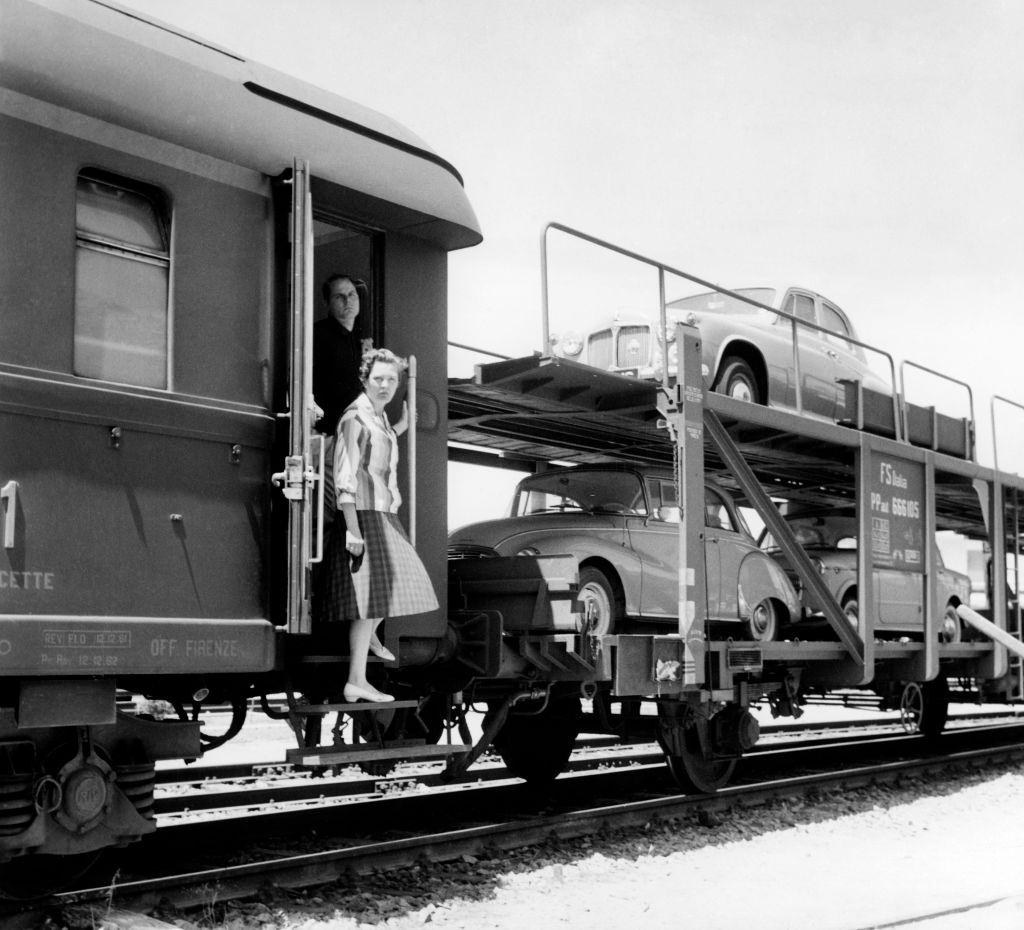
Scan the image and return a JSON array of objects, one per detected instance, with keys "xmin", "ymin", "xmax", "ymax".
[{"xmin": 272, "ymin": 159, "xmax": 323, "ymax": 634}]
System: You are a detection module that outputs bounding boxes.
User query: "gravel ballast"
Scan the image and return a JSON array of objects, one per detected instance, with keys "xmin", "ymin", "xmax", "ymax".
[{"xmin": 88, "ymin": 758, "xmax": 1024, "ymax": 930}]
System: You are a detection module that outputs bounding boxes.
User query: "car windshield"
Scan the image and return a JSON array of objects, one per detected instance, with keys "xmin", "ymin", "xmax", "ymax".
[
  {"xmin": 513, "ymin": 470, "xmax": 647, "ymax": 516},
  {"xmin": 761, "ymin": 516, "xmax": 856, "ymax": 551},
  {"xmin": 667, "ymin": 287, "xmax": 776, "ymax": 316}
]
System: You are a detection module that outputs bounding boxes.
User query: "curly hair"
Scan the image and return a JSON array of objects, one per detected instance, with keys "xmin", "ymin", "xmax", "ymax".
[{"xmin": 359, "ymin": 347, "xmax": 408, "ymax": 383}]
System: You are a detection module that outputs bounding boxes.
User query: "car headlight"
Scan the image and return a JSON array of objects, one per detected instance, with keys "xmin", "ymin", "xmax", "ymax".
[
  {"xmin": 685, "ymin": 312, "xmax": 699, "ymax": 326},
  {"xmin": 551, "ymin": 330, "xmax": 583, "ymax": 358},
  {"xmin": 517, "ymin": 546, "xmax": 541, "ymax": 557},
  {"xmin": 809, "ymin": 557, "xmax": 825, "ymax": 574}
]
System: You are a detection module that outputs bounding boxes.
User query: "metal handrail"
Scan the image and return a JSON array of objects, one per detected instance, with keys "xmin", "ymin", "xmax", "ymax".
[
  {"xmin": 899, "ymin": 359, "xmax": 976, "ymax": 460},
  {"xmin": 408, "ymin": 355, "xmax": 417, "ymax": 544},
  {"xmin": 992, "ymin": 395, "xmax": 1024, "ymax": 475},
  {"xmin": 541, "ymin": 222, "xmax": 901, "ymax": 436},
  {"xmin": 448, "ymin": 340, "xmax": 512, "ymax": 361}
]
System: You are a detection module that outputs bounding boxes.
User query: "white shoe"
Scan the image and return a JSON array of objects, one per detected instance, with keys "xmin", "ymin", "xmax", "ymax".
[
  {"xmin": 343, "ymin": 683, "xmax": 394, "ymax": 703},
  {"xmin": 369, "ymin": 638, "xmax": 396, "ymax": 662}
]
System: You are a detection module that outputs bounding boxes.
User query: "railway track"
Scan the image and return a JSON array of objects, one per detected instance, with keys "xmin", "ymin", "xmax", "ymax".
[
  {"xmin": 14, "ymin": 719, "xmax": 1024, "ymax": 926},
  {"xmin": 150, "ymin": 710, "xmax": 1024, "ymax": 819}
]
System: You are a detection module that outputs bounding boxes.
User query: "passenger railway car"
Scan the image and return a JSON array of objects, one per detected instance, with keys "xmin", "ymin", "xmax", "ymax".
[
  {"xmin": 4, "ymin": 0, "xmax": 1024, "ymax": 886},
  {"xmin": 0, "ymin": 0, "xmax": 482, "ymax": 867}
]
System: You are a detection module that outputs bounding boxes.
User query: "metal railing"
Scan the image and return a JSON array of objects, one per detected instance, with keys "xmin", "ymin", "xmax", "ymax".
[
  {"xmin": 992, "ymin": 395, "xmax": 1024, "ymax": 475},
  {"xmin": 541, "ymin": 221, "xmax": 901, "ymax": 432},
  {"xmin": 899, "ymin": 360, "xmax": 976, "ymax": 460},
  {"xmin": 448, "ymin": 340, "xmax": 512, "ymax": 361}
]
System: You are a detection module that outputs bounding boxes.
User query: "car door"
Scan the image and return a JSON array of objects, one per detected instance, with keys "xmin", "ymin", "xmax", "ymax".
[
  {"xmin": 778, "ymin": 290, "xmax": 839, "ymax": 418},
  {"xmin": 819, "ymin": 300, "xmax": 871, "ymax": 416},
  {"xmin": 626, "ymin": 476, "xmax": 678, "ymax": 618},
  {"xmin": 704, "ymin": 488, "xmax": 738, "ymax": 619},
  {"xmin": 875, "ymin": 569, "xmax": 924, "ymax": 630}
]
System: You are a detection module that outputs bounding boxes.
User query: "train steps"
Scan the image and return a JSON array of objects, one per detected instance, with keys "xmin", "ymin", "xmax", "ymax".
[{"xmin": 283, "ymin": 697, "xmax": 470, "ymax": 769}]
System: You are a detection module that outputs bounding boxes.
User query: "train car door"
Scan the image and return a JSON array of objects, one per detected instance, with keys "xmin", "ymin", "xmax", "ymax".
[{"xmin": 274, "ymin": 160, "xmax": 320, "ymax": 635}]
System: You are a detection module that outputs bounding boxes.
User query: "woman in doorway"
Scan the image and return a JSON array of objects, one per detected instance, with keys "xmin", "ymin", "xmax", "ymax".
[{"xmin": 324, "ymin": 348, "xmax": 437, "ymax": 702}]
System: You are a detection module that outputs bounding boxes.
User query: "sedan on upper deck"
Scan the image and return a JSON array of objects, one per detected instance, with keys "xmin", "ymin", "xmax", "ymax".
[
  {"xmin": 448, "ymin": 465, "xmax": 802, "ymax": 642},
  {"xmin": 549, "ymin": 286, "xmax": 891, "ymax": 421}
]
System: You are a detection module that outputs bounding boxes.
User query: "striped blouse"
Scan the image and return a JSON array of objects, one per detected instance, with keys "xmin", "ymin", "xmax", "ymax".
[{"xmin": 334, "ymin": 392, "xmax": 402, "ymax": 514}]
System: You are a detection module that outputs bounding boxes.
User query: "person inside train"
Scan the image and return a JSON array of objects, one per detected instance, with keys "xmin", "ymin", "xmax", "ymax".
[
  {"xmin": 313, "ymin": 273, "xmax": 369, "ymax": 436},
  {"xmin": 323, "ymin": 347, "xmax": 432, "ymax": 703}
]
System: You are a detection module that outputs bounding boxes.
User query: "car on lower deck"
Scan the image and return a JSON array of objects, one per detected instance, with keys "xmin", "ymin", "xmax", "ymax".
[
  {"xmin": 758, "ymin": 510, "xmax": 971, "ymax": 641},
  {"xmin": 448, "ymin": 465, "xmax": 801, "ymax": 642}
]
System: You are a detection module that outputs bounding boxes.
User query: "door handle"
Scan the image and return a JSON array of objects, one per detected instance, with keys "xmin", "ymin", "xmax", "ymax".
[
  {"xmin": 309, "ymin": 435, "xmax": 325, "ymax": 565},
  {"xmin": 271, "ymin": 456, "xmax": 305, "ymax": 500}
]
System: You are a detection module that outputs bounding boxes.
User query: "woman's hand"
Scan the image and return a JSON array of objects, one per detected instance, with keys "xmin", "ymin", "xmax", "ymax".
[
  {"xmin": 394, "ymin": 400, "xmax": 411, "ymax": 436},
  {"xmin": 345, "ymin": 531, "xmax": 364, "ymax": 555}
]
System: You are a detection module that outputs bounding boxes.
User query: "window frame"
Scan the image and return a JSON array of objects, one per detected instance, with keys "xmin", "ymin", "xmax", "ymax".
[{"xmin": 73, "ymin": 167, "xmax": 174, "ymax": 391}]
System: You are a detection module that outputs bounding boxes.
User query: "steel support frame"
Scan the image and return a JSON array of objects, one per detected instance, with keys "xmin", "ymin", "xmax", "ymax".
[
  {"xmin": 703, "ymin": 408, "xmax": 866, "ymax": 670},
  {"xmin": 664, "ymin": 324, "xmax": 708, "ymax": 688}
]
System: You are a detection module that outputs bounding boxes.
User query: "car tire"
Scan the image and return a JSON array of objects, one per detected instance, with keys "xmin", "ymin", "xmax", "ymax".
[
  {"xmin": 714, "ymin": 356, "xmax": 761, "ymax": 404},
  {"xmin": 746, "ymin": 598, "xmax": 778, "ymax": 642},
  {"xmin": 941, "ymin": 603, "xmax": 963, "ymax": 643},
  {"xmin": 578, "ymin": 566, "xmax": 618, "ymax": 637},
  {"xmin": 841, "ymin": 596, "xmax": 859, "ymax": 626}
]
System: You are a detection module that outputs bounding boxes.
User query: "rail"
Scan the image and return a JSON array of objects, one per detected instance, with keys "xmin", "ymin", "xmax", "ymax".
[
  {"xmin": 38, "ymin": 729, "xmax": 1024, "ymax": 922},
  {"xmin": 992, "ymin": 394, "xmax": 1024, "ymax": 475},
  {"xmin": 448, "ymin": 340, "xmax": 512, "ymax": 361},
  {"xmin": 899, "ymin": 359, "xmax": 976, "ymax": 460},
  {"xmin": 541, "ymin": 222, "xmax": 901, "ymax": 433}
]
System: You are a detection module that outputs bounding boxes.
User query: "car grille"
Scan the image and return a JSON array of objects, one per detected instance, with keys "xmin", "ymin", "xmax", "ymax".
[
  {"xmin": 616, "ymin": 325, "xmax": 652, "ymax": 369},
  {"xmin": 586, "ymin": 330, "xmax": 613, "ymax": 369},
  {"xmin": 447, "ymin": 543, "xmax": 500, "ymax": 560}
]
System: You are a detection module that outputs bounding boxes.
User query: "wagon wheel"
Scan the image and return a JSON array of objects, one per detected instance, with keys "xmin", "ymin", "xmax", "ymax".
[
  {"xmin": 898, "ymin": 678, "xmax": 948, "ymax": 737},
  {"xmin": 489, "ymin": 696, "xmax": 581, "ymax": 785},
  {"xmin": 662, "ymin": 733, "xmax": 736, "ymax": 794}
]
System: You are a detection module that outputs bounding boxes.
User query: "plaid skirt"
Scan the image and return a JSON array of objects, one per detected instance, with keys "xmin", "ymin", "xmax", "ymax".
[{"xmin": 322, "ymin": 510, "xmax": 439, "ymax": 621}]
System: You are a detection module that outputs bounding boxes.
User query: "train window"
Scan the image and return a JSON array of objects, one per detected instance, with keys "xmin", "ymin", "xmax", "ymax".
[{"xmin": 74, "ymin": 170, "xmax": 171, "ymax": 389}]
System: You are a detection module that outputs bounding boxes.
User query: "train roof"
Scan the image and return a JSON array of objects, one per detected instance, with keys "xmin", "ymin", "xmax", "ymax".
[{"xmin": 0, "ymin": 0, "xmax": 482, "ymax": 250}]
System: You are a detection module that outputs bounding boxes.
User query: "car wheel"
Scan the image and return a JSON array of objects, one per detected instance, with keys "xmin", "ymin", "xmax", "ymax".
[
  {"xmin": 842, "ymin": 596, "xmax": 859, "ymax": 626},
  {"xmin": 578, "ymin": 567, "xmax": 618, "ymax": 637},
  {"xmin": 746, "ymin": 598, "xmax": 777, "ymax": 642},
  {"xmin": 940, "ymin": 603, "xmax": 962, "ymax": 643},
  {"xmin": 714, "ymin": 356, "xmax": 762, "ymax": 404}
]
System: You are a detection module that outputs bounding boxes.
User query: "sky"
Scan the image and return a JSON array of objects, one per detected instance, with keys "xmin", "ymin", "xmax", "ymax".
[{"xmin": 116, "ymin": 0, "xmax": 1024, "ymax": 524}]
